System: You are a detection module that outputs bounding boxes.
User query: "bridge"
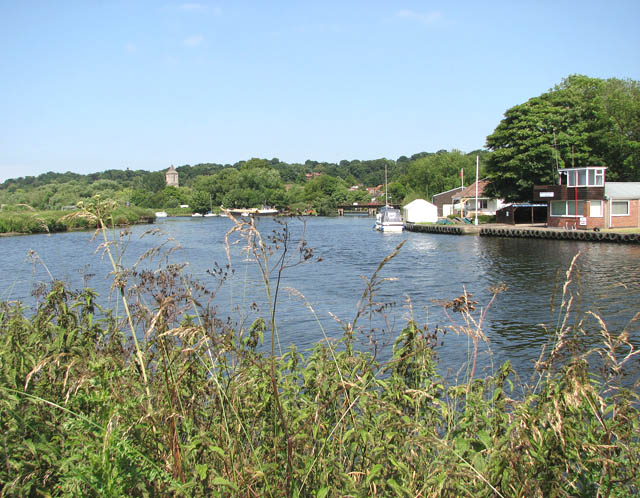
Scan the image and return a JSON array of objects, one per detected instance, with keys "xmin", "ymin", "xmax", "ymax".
[{"xmin": 337, "ymin": 203, "xmax": 401, "ymax": 217}]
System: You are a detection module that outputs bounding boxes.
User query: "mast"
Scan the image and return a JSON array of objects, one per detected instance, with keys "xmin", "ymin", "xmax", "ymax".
[
  {"xmin": 474, "ymin": 155, "xmax": 479, "ymax": 226},
  {"xmin": 384, "ymin": 163, "xmax": 389, "ymax": 206}
]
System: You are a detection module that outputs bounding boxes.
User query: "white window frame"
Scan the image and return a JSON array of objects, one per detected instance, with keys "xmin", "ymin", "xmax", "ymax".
[
  {"xmin": 550, "ymin": 200, "xmax": 585, "ymax": 217},
  {"xmin": 611, "ymin": 200, "xmax": 630, "ymax": 216},
  {"xmin": 566, "ymin": 168, "xmax": 606, "ymax": 187},
  {"xmin": 467, "ymin": 199, "xmax": 488, "ymax": 210},
  {"xmin": 589, "ymin": 200, "xmax": 603, "ymax": 218}
]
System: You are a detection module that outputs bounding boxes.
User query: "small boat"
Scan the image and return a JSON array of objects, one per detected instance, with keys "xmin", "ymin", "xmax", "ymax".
[
  {"xmin": 204, "ymin": 212, "xmax": 218, "ymax": 217},
  {"xmin": 191, "ymin": 213, "xmax": 203, "ymax": 217},
  {"xmin": 376, "ymin": 205, "xmax": 404, "ymax": 232},
  {"xmin": 257, "ymin": 207, "xmax": 278, "ymax": 216},
  {"xmin": 155, "ymin": 211, "xmax": 168, "ymax": 218},
  {"xmin": 375, "ymin": 163, "xmax": 404, "ymax": 232}
]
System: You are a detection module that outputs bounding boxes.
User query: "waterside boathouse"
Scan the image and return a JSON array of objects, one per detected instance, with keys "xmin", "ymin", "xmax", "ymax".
[{"xmin": 534, "ymin": 167, "xmax": 640, "ymax": 230}]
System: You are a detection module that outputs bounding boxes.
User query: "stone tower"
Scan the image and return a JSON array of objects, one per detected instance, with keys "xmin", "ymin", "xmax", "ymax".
[{"xmin": 165, "ymin": 165, "xmax": 179, "ymax": 187}]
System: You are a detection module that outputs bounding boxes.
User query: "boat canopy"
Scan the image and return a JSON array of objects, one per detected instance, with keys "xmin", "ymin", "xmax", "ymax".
[{"xmin": 379, "ymin": 206, "xmax": 402, "ymax": 223}]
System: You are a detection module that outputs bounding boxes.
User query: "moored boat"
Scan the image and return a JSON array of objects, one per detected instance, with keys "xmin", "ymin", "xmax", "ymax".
[
  {"xmin": 375, "ymin": 205, "xmax": 404, "ymax": 232},
  {"xmin": 375, "ymin": 163, "xmax": 404, "ymax": 232}
]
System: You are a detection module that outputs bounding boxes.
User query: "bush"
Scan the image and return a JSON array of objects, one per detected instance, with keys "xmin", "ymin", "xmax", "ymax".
[{"xmin": 0, "ymin": 203, "xmax": 155, "ymax": 234}]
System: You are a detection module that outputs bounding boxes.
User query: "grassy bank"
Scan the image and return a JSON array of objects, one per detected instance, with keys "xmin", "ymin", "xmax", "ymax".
[
  {"xmin": 0, "ymin": 204, "xmax": 155, "ymax": 234},
  {"xmin": 1, "ymin": 209, "xmax": 639, "ymax": 497}
]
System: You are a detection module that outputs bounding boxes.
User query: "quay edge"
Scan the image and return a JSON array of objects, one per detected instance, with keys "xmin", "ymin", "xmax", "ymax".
[{"xmin": 404, "ymin": 222, "xmax": 640, "ymax": 243}]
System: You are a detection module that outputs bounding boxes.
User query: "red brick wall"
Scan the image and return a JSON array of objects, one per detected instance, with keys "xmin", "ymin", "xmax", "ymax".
[
  {"xmin": 609, "ymin": 200, "xmax": 640, "ymax": 228},
  {"xmin": 546, "ymin": 201, "xmax": 606, "ymax": 230}
]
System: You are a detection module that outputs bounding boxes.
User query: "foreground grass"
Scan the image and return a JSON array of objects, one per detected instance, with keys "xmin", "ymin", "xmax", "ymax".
[{"xmin": 1, "ymin": 210, "xmax": 639, "ymax": 497}]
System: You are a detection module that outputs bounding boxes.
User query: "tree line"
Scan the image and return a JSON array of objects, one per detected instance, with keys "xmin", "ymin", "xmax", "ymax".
[{"xmin": 2, "ymin": 75, "xmax": 638, "ymax": 212}]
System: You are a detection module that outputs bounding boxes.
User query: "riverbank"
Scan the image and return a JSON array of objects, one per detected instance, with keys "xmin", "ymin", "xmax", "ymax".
[
  {"xmin": 406, "ymin": 222, "xmax": 640, "ymax": 243},
  {"xmin": 0, "ymin": 206, "xmax": 155, "ymax": 235}
]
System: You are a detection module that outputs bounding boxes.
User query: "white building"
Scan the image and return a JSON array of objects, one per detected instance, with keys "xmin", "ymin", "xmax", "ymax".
[{"xmin": 403, "ymin": 199, "xmax": 438, "ymax": 223}]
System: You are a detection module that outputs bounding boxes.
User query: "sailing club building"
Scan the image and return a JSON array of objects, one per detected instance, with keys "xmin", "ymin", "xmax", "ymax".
[{"xmin": 534, "ymin": 167, "xmax": 640, "ymax": 230}]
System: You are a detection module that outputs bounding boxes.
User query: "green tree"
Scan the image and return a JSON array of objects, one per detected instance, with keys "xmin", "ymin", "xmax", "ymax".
[
  {"xmin": 595, "ymin": 78, "xmax": 640, "ymax": 180},
  {"xmin": 486, "ymin": 75, "xmax": 640, "ymax": 200},
  {"xmin": 405, "ymin": 150, "xmax": 473, "ymax": 200},
  {"xmin": 190, "ymin": 190, "xmax": 211, "ymax": 214}
]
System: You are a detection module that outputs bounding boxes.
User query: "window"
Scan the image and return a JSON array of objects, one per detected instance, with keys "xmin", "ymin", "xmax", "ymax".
[
  {"xmin": 467, "ymin": 199, "xmax": 488, "ymax": 210},
  {"xmin": 589, "ymin": 201, "xmax": 603, "ymax": 217},
  {"xmin": 550, "ymin": 200, "xmax": 585, "ymax": 217},
  {"xmin": 551, "ymin": 201, "xmax": 566, "ymax": 216},
  {"xmin": 566, "ymin": 168, "xmax": 605, "ymax": 187},
  {"xmin": 588, "ymin": 169, "xmax": 604, "ymax": 186},
  {"xmin": 612, "ymin": 200, "xmax": 629, "ymax": 216}
]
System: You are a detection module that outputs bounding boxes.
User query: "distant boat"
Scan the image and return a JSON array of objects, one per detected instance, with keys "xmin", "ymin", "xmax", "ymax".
[
  {"xmin": 191, "ymin": 213, "xmax": 203, "ymax": 217},
  {"xmin": 375, "ymin": 163, "xmax": 404, "ymax": 232},
  {"xmin": 257, "ymin": 206, "xmax": 278, "ymax": 215},
  {"xmin": 204, "ymin": 212, "xmax": 218, "ymax": 217},
  {"xmin": 227, "ymin": 207, "xmax": 279, "ymax": 217},
  {"xmin": 155, "ymin": 211, "xmax": 168, "ymax": 218}
]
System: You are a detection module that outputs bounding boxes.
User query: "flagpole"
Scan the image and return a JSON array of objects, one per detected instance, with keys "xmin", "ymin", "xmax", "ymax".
[{"xmin": 474, "ymin": 155, "xmax": 479, "ymax": 226}]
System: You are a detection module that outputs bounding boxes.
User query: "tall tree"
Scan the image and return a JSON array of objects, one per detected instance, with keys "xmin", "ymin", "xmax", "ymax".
[{"xmin": 486, "ymin": 75, "xmax": 640, "ymax": 201}]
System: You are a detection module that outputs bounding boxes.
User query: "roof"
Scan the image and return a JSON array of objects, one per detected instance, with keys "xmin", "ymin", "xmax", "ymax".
[
  {"xmin": 403, "ymin": 198, "xmax": 436, "ymax": 209},
  {"xmin": 558, "ymin": 166, "xmax": 607, "ymax": 172},
  {"xmin": 452, "ymin": 179, "xmax": 491, "ymax": 200},
  {"xmin": 432, "ymin": 186, "xmax": 465, "ymax": 198},
  {"xmin": 605, "ymin": 182, "xmax": 640, "ymax": 199}
]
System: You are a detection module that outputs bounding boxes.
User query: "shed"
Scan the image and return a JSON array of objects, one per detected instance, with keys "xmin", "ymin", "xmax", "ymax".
[
  {"xmin": 403, "ymin": 199, "xmax": 438, "ymax": 223},
  {"xmin": 496, "ymin": 203, "xmax": 548, "ymax": 225}
]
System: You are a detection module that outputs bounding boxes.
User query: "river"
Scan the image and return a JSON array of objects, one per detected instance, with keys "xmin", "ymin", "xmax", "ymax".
[{"xmin": 2, "ymin": 215, "xmax": 639, "ymax": 386}]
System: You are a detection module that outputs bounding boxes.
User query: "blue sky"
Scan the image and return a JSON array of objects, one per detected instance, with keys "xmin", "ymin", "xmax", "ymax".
[{"xmin": 1, "ymin": 1, "xmax": 638, "ymax": 182}]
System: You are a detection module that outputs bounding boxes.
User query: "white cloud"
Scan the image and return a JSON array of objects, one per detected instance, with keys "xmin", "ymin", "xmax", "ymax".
[
  {"xmin": 183, "ymin": 35, "xmax": 204, "ymax": 47},
  {"xmin": 396, "ymin": 9, "xmax": 442, "ymax": 25}
]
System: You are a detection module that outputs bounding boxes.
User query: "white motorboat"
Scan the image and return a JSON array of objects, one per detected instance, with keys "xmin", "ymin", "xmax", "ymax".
[
  {"xmin": 257, "ymin": 207, "xmax": 278, "ymax": 215},
  {"xmin": 375, "ymin": 205, "xmax": 404, "ymax": 232},
  {"xmin": 375, "ymin": 163, "xmax": 404, "ymax": 232},
  {"xmin": 155, "ymin": 211, "xmax": 168, "ymax": 218}
]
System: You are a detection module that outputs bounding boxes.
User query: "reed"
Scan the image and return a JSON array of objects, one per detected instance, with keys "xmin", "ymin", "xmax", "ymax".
[
  {"xmin": 0, "ymin": 201, "xmax": 154, "ymax": 234},
  {"xmin": 0, "ymin": 211, "xmax": 638, "ymax": 497}
]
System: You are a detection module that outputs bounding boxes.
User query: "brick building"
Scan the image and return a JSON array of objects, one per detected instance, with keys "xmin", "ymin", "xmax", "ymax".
[{"xmin": 534, "ymin": 167, "xmax": 640, "ymax": 229}]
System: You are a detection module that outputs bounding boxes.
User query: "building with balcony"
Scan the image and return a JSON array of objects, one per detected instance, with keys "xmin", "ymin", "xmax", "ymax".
[{"xmin": 533, "ymin": 167, "xmax": 640, "ymax": 229}]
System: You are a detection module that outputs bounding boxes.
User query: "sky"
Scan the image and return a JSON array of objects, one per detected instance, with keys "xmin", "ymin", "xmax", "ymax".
[{"xmin": 1, "ymin": 1, "xmax": 639, "ymax": 183}]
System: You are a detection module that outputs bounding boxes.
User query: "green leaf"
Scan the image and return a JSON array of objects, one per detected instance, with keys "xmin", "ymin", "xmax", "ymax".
[
  {"xmin": 366, "ymin": 463, "xmax": 383, "ymax": 484},
  {"xmin": 195, "ymin": 463, "xmax": 207, "ymax": 480},
  {"xmin": 316, "ymin": 487, "xmax": 329, "ymax": 498},
  {"xmin": 477, "ymin": 430, "xmax": 491, "ymax": 449},
  {"xmin": 212, "ymin": 477, "xmax": 238, "ymax": 491},
  {"xmin": 210, "ymin": 445, "xmax": 226, "ymax": 458}
]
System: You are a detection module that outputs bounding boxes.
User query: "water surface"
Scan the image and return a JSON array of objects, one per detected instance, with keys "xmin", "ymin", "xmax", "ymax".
[{"xmin": 2, "ymin": 216, "xmax": 639, "ymax": 384}]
